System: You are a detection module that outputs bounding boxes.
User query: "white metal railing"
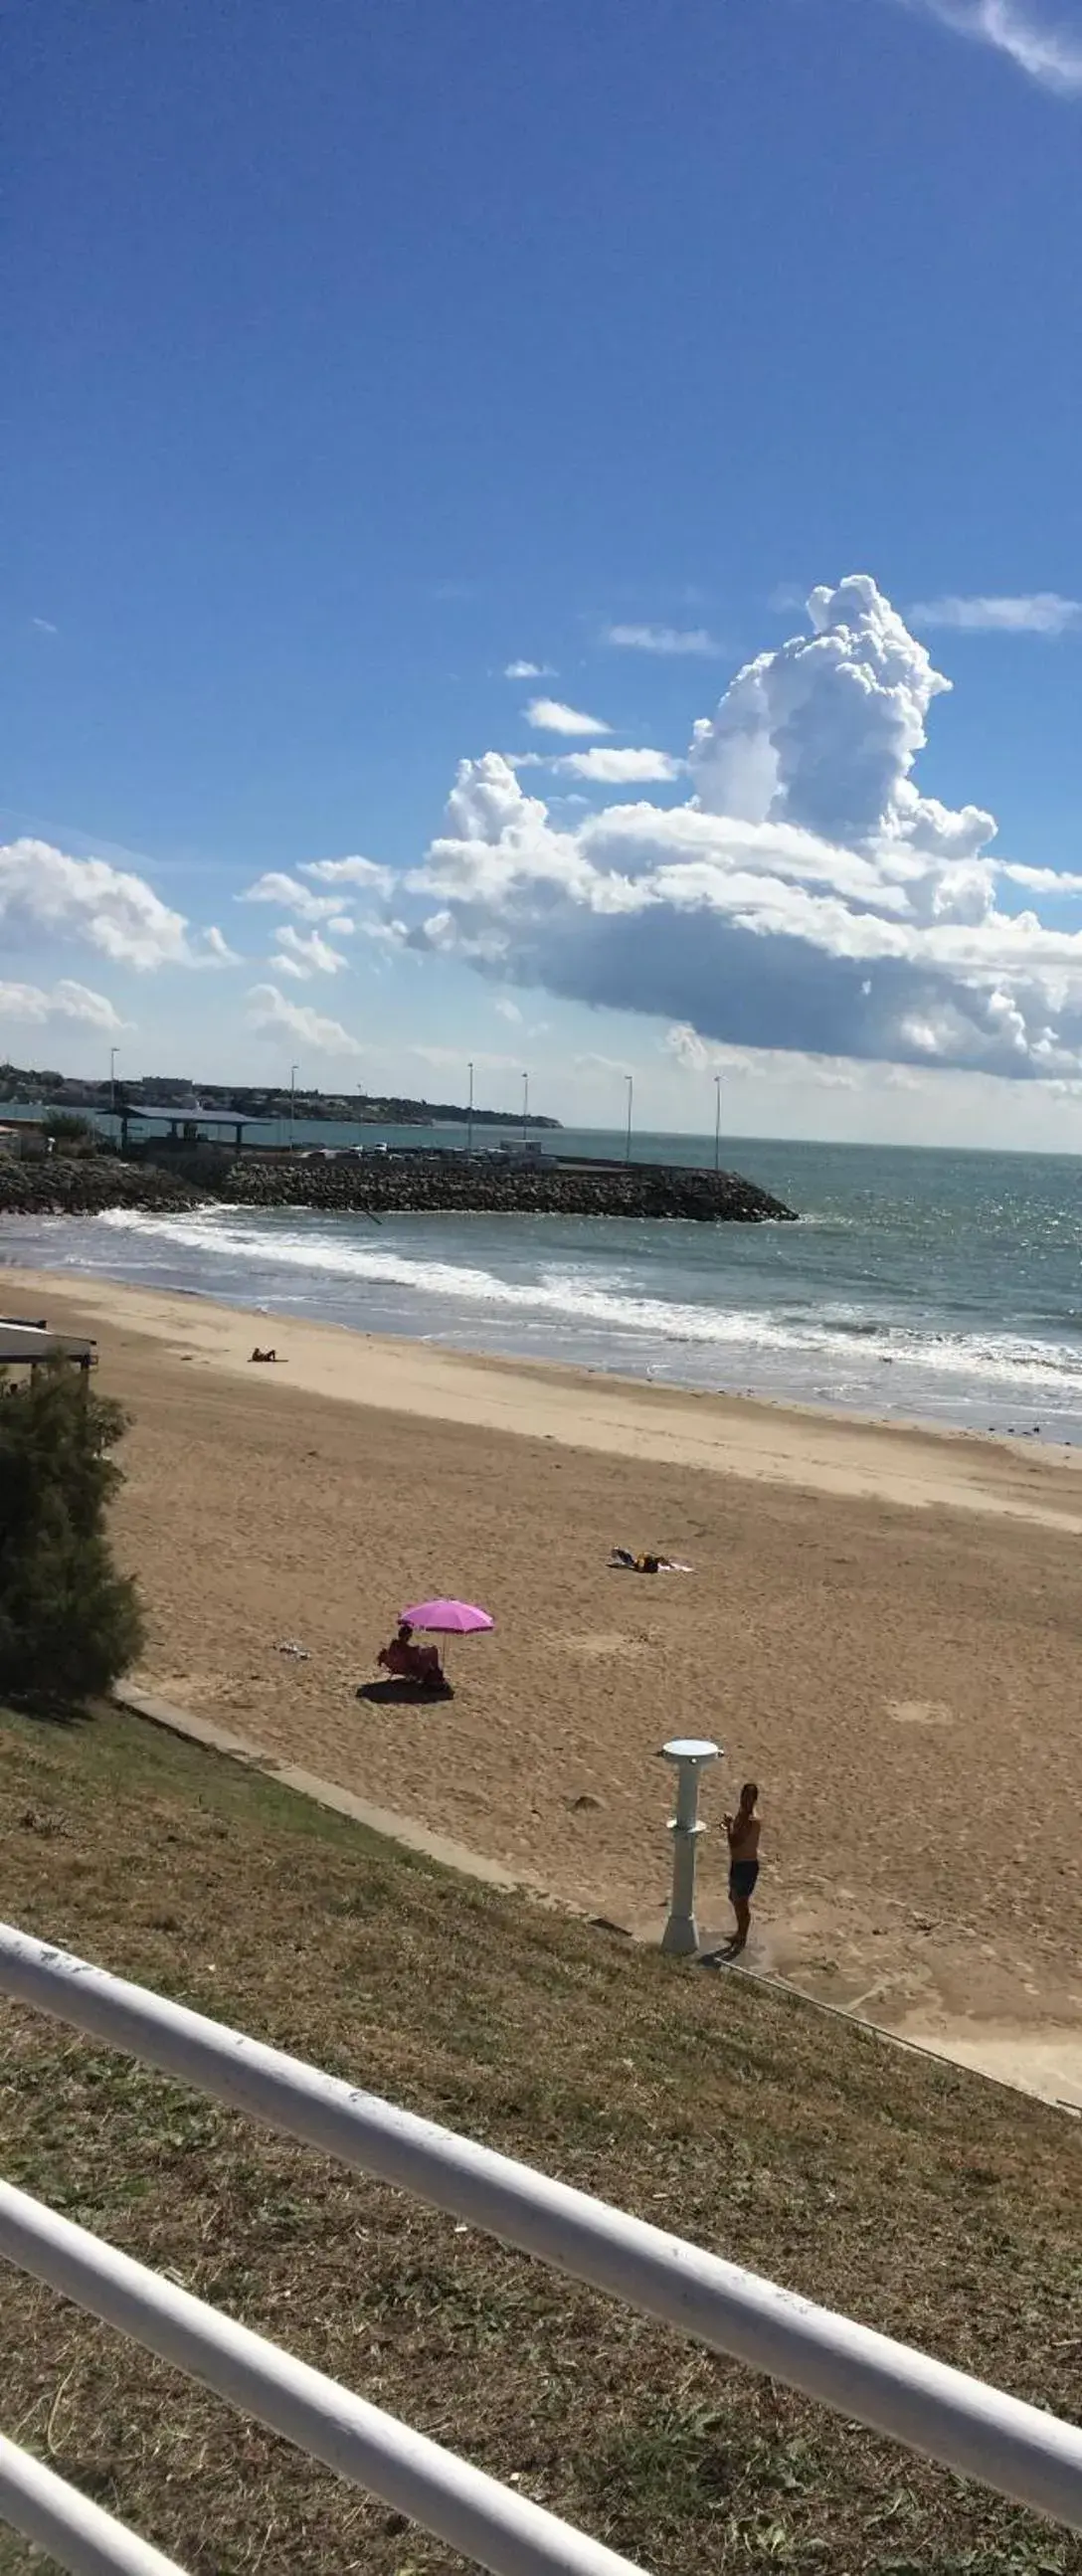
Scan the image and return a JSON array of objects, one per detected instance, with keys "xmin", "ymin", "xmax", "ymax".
[
  {"xmin": 2, "ymin": 1921, "xmax": 1081, "ymax": 2560},
  {"xmin": 0, "ymin": 2431, "xmax": 190, "ymax": 2576},
  {"xmin": 0, "ymin": 2180, "xmax": 643, "ymax": 2576}
]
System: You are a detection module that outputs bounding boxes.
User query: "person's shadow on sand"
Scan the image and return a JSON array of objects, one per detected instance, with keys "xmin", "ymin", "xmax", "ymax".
[{"xmin": 355, "ymin": 1677, "xmax": 454, "ymax": 1705}]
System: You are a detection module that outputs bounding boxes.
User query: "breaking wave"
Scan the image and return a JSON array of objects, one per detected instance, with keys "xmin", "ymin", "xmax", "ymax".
[{"xmin": 83, "ymin": 1203, "xmax": 1082, "ymax": 1395}]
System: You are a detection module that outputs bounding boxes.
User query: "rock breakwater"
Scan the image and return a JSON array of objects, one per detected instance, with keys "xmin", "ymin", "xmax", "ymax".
[
  {"xmin": 0, "ymin": 1147, "xmax": 797, "ymax": 1224},
  {"xmin": 215, "ymin": 1150, "xmax": 795, "ymax": 1223},
  {"xmin": 0, "ymin": 1156, "xmax": 202, "ymax": 1218}
]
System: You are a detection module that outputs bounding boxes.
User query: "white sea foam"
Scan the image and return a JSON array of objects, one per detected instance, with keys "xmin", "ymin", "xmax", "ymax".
[{"xmin": 89, "ymin": 1204, "xmax": 1082, "ymax": 1394}]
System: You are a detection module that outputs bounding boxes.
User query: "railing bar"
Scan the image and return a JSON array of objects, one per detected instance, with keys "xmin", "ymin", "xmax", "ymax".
[
  {"xmin": 2, "ymin": 1923, "xmax": 1080, "ymax": 2533},
  {"xmin": 0, "ymin": 2429, "xmax": 191, "ymax": 2576},
  {"xmin": 0, "ymin": 2180, "xmax": 648, "ymax": 2576}
]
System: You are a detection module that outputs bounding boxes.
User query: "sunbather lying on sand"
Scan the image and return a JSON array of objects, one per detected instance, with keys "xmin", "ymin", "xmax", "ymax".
[{"xmin": 608, "ymin": 1547, "xmax": 691, "ymax": 1573}]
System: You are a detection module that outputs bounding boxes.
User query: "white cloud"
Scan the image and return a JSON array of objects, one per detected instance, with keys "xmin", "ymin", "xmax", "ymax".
[
  {"xmin": 299, "ymin": 854, "xmax": 394, "ymax": 896},
  {"xmin": 524, "ymin": 697, "xmax": 612, "ymax": 737},
  {"xmin": 407, "ymin": 1044, "xmax": 520, "ymax": 1073},
  {"xmin": 504, "ymin": 659, "xmax": 554, "ymax": 679},
  {"xmin": 998, "ymin": 862, "xmax": 1082, "ymax": 894},
  {"xmin": 906, "ymin": 0, "xmax": 1082, "ymax": 92},
  {"xmin": 494, "ymin": 997, "xmax": 523, "ymax": 1021},
  {"xmin": 31, "ymin": 617, "xmax": 58, "ymax": 636},
  {"xmin": 200, "ymin": 924, "xmax": 241, "ymax": 964},
  {"xmin": 246, "ymin": 984, "xmax": 363, "ymax": 1056},
  {"xmin": 408, "ymin": 575, "xmax": 1082, "ymax": 1083},
  {"xmin": 909, "ymin": 592, "xmax": 1082, "ymax": 635},
  {"xmin": 357, "ymin": 917, "xmax": 410, "ymax": 951},
  {"xmin": 0, "ymin": 836, "xmax": 231, "ymax": 971},
  {"xmin": 686, "ymin": 574, "xmax": 995, "ymax": 851},
  {"xmin": 664, "ymin": 1023, "xmax": 860, "ymax": 1091},
  {"xmin": 557, "ymin": 747, "xmax": 684, "ymax": 785},
  {"xmin": 326, "ymin": 914, "xmax": 356, "ymax": 935},
  {"xmin": 270, "ymin": 924, "xmax": 351, "ymax": 978},
  {"xmin": 240, "ymin": 870, "xmax": 345, "ymax": 922},
  {"xmin": 0, "ymin": 978, "xmax": 129, "ymax": 1033},
  {"xmin": 605, "ymin": 624, "xmax": 721, "ymax": 657}
]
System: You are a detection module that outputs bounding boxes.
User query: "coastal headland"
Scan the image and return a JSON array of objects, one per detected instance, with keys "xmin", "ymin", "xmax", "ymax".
[{"xmin": 6, "ymin": 1263, "xmax": 1082, "ymax": 2109}]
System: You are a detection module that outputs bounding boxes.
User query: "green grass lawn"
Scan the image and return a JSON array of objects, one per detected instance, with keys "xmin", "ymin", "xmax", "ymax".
[{"xmin": 0, "ymin": 1701, "xmax": 1079, "ymax": 2576}]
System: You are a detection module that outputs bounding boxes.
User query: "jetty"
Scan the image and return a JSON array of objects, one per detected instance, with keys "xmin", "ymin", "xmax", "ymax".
[
  {"xmin": 0, "ymin": 1134, "xmax": 796, "ymax": 1224},
  {"xmin": 212, "ymin": 1144, "xmax": 795, "ymax": 1223}
]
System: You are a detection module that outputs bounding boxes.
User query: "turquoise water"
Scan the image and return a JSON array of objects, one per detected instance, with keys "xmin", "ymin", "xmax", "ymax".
[{"xmin": 4, "ymin": 1130, "xmax": 1082, "ymax": 1439}]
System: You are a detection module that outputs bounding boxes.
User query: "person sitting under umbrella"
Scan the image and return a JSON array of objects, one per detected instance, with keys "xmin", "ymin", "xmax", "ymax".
[{"xmin": 377, "ymin": 1620, "xmax": 445, "ymax": 1689}]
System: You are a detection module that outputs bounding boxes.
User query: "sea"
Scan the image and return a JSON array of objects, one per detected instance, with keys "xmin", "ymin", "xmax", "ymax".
[{"xmin": 4, "ymin": 1115, "xmax": 1082, "ymax": 1441}]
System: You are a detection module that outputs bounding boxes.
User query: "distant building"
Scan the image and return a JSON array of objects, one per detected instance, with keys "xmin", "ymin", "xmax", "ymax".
[
  {"xmin": 497, "ymin": 1139, "xmax": 544, "ymax": 1163},
  {"xmin": 0, "ymin": 1120, "xmax": 48, "ymax": 1160}
]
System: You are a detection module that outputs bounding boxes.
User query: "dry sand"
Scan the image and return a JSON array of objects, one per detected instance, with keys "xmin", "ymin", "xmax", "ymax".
[{"xmin": 8, "ymin": 1265, "xmax": 1082, "ymax": 2108}]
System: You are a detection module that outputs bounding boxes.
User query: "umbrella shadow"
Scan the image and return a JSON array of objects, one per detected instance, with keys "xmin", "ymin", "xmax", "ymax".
[{"xmin": 355, "ymin": 1678, "xmax": 455, "ymax": 1706}]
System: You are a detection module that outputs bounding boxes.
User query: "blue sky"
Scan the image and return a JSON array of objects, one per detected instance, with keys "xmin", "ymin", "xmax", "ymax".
[{"xmin": 6, "ymin": 0, "xmax": 1082, "ymax": 1143}]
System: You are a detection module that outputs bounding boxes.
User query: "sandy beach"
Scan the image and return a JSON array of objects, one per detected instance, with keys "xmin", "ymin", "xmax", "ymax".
[{"xmin": 7, "ymin": 1264, "xmax": 1082, "ymax": 2106}]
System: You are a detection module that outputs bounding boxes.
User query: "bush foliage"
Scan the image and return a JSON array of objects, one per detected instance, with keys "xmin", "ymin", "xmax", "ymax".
[
  {"xmin": 0, "ymin": 1364, "xmax": 145, "ymax": 1704},
  {"xmin": 43, "ymin": 1109, "xmax": 98, "ymax": 1148}
]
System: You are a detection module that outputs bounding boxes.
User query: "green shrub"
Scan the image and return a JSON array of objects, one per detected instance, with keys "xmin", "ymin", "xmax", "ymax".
[
  {"xmin": 43, "ymin": 1110, "xmax": 99, "ymax": 1151},
  {"xmin": 0, "ymin": 1365, "xmax": 145, "ymax": 1706}
]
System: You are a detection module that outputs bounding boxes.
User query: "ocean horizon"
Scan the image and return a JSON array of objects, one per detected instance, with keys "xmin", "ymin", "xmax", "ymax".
[{"xmin": 4, "ymin": 1127, "xmax": 1082, "ymax": 1442}]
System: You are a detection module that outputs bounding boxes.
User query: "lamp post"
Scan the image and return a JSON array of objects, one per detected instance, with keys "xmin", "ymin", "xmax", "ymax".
[
  {"xmin": 713, "ymin": 1072, "xmax": 722, "ymax": 1174},
  {"xmin": 466, "ymin": 1059, "xmax": 474, "ymax": 1157},
  {"xmin": 289, "ymin": 1063, "xmax": 298, "ymax": 1153},
  {"xmin": 660, "ymin": 1738, "xmax": 720, "ymax": 1956},
  {"xmin": 625, "ymin": 1072, "xmax": 633, "ymax": 1165},
  {"xmin": 522, "ymin": 1070, "xmax": 529, "ymax": 1144}
]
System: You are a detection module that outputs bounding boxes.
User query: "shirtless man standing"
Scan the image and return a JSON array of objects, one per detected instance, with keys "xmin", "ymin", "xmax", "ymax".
[{"xmin": 723, "ymin": 1782, "xmax": 761, "ymax": 1954}]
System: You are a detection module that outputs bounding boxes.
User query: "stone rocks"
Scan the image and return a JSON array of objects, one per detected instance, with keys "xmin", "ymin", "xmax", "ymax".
[
  {"xmin": 0, "ymin": 1156, "xmax": 203, "ymax": 1218},
  {"xmin": 0, "ymin": 1145, "xmax": 798, "ymax": 1225},
  {"xmin": 210, "ymin": 1152, "xmax": 796, "ymax": 1224}
]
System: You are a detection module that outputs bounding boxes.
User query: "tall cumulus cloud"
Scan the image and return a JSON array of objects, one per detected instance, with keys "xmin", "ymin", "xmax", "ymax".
[{"xmin": 409, "ymin": 575, "xmax": 1082, "ymax": 1080}]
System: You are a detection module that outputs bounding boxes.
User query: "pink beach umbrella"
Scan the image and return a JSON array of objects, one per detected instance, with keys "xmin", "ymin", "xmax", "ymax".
[{"xmin": 401, "ymin": 1598, "xmax": 494, "ymax": 1635}]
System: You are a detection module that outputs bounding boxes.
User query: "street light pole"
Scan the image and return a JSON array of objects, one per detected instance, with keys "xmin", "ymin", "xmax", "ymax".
[
  {"xmin": 625, "ymin": 1072, "xmax": 633, "ymax": 1164},
  {"xmin": 466, "ymin": 1059, "xmax": 474, "ymax": 1157},
  {"xmin": 522, "ymin": 1071, "xmax": 529, "ymax": 1144},
  {"xmin": 713, "ymin": 1072, "xmax": 722, "ymax": 1173},
  {"xmin": 289, "ymin": 1063, "xmax": 298, "ymax": 1153}
]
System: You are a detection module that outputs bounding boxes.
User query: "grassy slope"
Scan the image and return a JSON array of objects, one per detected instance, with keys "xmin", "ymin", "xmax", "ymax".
[{"xmin": 0, "ymin": 1704, "xmax": 1079, "ymax": 2576}]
